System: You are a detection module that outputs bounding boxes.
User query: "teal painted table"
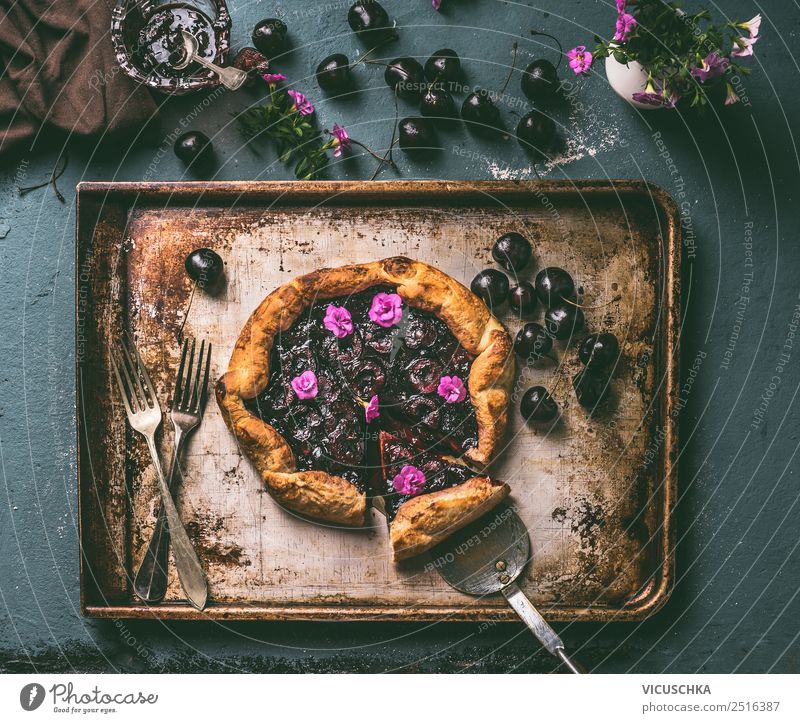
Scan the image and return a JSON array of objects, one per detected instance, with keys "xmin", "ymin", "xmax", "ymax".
[{"xmin": 1, "ymin": 1, "xmax": 798, "ymax": 673}]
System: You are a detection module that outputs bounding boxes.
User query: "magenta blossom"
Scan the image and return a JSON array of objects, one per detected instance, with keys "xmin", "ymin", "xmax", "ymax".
[
  {"xmin": 613, "ymin": 12, "xmax": 637, "ymax": 42},
  {"xmin": 365, "ymin": 394, "xmax": 380, "ymax": 423},
  {"xmin": 331, "ymin": 123, "xmax": 351, "ymax": 157},
  {"xmin": 287, "ymin": 89, "xmax": 315, "ymax": 116},
  {"xmin": 690, "ymin": 52, "xmax": 729, "ymax": 83},
  {"xmin": 262, "ymin": 73, "xmax": 287, "ymax": 84},
  {"xmin": 632, "ymin": 80, "xmax": 679, "ymax": 108},
  {"xmin": 432, "ymin": 0, "xmax": 442, "ymax": 9},
  {"xmin": 615, "ymin": 0, "xmax": 626, "ymax": 11},
  {"xmin": 368, "ymin": 292, "xmax": 403, "ymax": 327},
  {"xmin": 731, "ymin": 36, "xmax": 758, "ymax": 58},
  {"xmin": 724, "ymin": 83, "xmax": 740, "ymax": 106},
  {"xmin": 392, "ymin": 465, "xmax": 427, "ymax": 495},
  {"xmin": 437, "ymin": 375, "xmax": 467, "ymax": 404},
  {"xmin": 323, "ymin": 304, "xmax": 353, "ymax": 338},
  {"xmin": 567, "ymin": 46, "xmax": 593, "ymax": 75},
  {"xmin": 291, "ymin": 370, "xmax": 318, "ymax": 400}
]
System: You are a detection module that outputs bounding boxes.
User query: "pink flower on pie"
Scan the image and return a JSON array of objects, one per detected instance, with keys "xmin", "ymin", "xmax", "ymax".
[
  {"xmin": 287, "ymin": 89, "xmax": 315, "ymax": 116},
  {"xmin": 323, "ymin": 304, "xmax": 353, "ymax": 338},
  {"xmin": 365, "ymin": 394, "xmax": 380, "ymax": 423},
  {"xmin": 368, "ymin": 292, "xmax": 404, "ymax": 327},
  {"xmin": 437, "ymin": 375, "xmax": 467, "ymax": 404},
  {"xmin": 392, "ymin": 465, "xmax": 427, "ymax": 495},
  {"xmin": 290, "ymin": 370, "xmax": 318, "ymax": 400}
]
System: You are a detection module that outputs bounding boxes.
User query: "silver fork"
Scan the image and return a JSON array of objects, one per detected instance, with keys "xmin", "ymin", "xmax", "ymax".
[
  {"xmin": 110, "ymin": 335, "xmax": 208, "ymax": 611},
  {"xmin": 133, "ymin": 338, "xmax": 212, "ymax": 604}
]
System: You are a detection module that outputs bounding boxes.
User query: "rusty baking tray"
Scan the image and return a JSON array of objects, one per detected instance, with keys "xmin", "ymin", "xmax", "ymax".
[{"xmin": 76, "ymin": 180, "xmax": 680, "ymax": 622}]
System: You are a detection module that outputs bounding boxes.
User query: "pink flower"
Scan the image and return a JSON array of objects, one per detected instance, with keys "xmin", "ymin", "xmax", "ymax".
[
  {"xmin": 290, "ymin": 370, "xmax": 318, "ymax": 400},
  {"xmin": 331, "ymin": 123, "xmax": 351, "ymax": 158},
  {"xmin": 365, "ymin": 394, "xmax": 380, "ymax": 423},
  {"xmin": 613, "ymin": 12, "xmax": 637, "ymax": 42},
  {"xmin": 287, "ymin": 89, "xmax": 315, "ymax": 116},
  {"xmin": 632, "ymin": 81, "xmax": 679, "ymax": 108},
  {"xmin": 432, "ymin": 0, "xmax": 442, "ymax": 9},
  {"xmin": 732, "ymin": 36, "xmax": 758, "ymax": 58},
  {"xmin": 392, "ymin": 465, "xmax": 427, "ymax": 495},
  {"xmin": 437, "ymin": 375, "xmax": 467, "ymax": 404},
  {"xmin": 724, "ymin": 83, "xmax": 740, "ymax": 106},
  {"xmin": 615, "ymin": 0, "xmax": 626, "ymax": 11},
  {"xmin": 262, "ymin": 73, "xmax": 287, "ymax": 84},
  {"xmin": 323, "ymin": 304, "xmax": 353, "ymax": 338},
  {"xmin": 368, "ymin": 292, "xmax": 403, "ymax": 327},
  {"xmin": 738, "ymin": 14, "xmax": 762, "ymax": 39},
  {"xmin": 690, "ymin": 52, "xmax": 729, "ymax": 83},
  {"xmin": 567, "ymin": 46, "xmax": 593, "ymax": 76}
]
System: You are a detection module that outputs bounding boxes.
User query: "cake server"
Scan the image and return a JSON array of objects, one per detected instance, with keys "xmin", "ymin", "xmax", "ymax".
[{"xmin": 432, "ymin": 504, "xmax": 583, "ymax": 673}]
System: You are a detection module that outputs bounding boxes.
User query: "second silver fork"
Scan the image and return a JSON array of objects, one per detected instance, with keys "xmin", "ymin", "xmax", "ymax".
[{"xmin": 133, "ymin": 337, "xmax": 212, "ymax": 604}]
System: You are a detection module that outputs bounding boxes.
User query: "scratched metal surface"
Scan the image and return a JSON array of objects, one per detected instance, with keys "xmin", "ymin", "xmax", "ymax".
[{"xmin": 78, "ymin": 181, "xmax": 676, "ymax": 620}]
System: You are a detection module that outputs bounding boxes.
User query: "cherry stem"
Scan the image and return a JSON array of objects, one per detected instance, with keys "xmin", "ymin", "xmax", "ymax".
[
  {"xmin": 18, "ymin": 151, "xmax": 68, "ymax": 203},
  {"xmin": 370, "ymin": 87, "xmax": 400, "ymax": 181},
  {"xmin": 351, "ymin": 138, "xmax": 397, "ymax": 166},
  {"xmin": 176, "ymin": 281, "xmax": 197, "ymax": 343},
  {"xmin": 531, "ymin": 30, "xmax": 565, "ymax": 69},
  {"xmin": 561, "ymin": 294, "xmax": 622, "ymax": 310},
  {"xmin": 498, "ymin": 42, "xmax": 518, "ymax": 96}
]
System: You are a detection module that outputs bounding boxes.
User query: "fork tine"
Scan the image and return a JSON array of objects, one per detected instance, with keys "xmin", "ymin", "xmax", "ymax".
[
  {"xmin": 109, "ymin": 348, "xmax": 134, "ymax": 416},
  {"xmin": 119, "ymin": 339, "xmax": 147, "ymax": 410},
  {"xmin": 188, "ymin": 339, "xmax": 206, "ymax": 411},
  {"xmin": 172, "ymin": 338, "xmax": 189, "ymax": 411},
  {"xmin": 198, "ymin": 341, "xmax": 212, "ymax": 413},
  {"xmin": 181, "ymin": 338, "xmax": 196, "ymax": 410},
  {"xmin": 127, "ymin": 332, "xmax": 159, "ymax": 408}
]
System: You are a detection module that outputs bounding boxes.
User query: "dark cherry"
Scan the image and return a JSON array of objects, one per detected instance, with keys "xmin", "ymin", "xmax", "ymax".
[
  {"xmin": 492, "ymin": 232, "xmax": 532, "ymax": 272},
  {"xmin": 404, "ymin": 316, "xmax": 437, "ymax": 349},
  {"xmin": 520, "ymin": 386, "xmax": 559, "ymax": 423},
  {"xmin": 517, "ymin": 110, "xmax": 556, "ymax": 151},
  {"xmin": 579, "ymin": 332, "xmax": 620, "ymax": 370},
  {"xmin": 573, "ymin": 368, "xmax": 611, "ymax": 410},
  {"xmin": 348, "ymin": 1, "xmax": 394, "ymax": 45},
  {"xmin": 252, "ymin": 18, "xmax": 288, "ymax": 58},
  {"xmin": 401, "ymin": 395, "xmax": 440, "ymax": 428},
  {"xmin": 514, "ymin": 322, "xmax": 552, "ymax": 360},
  {"xmin": 349, "ymin": 358, "xmax": 386, "ymax": 398},
  {"xmin": 424, "ymin": 48, "xmax": 461, "ymax": 84},
  {"xmin": 174, "ymin": 131, "xmax": 212, "ymax": 166},
  {"xmin": 544, "ymin": 303, "xmax": 584, "ymax": 340},
  {"xmin": 365, "ymin": 327, "xmax": 396, "ymax": 354},
  {"xmin": 184, "ymin": 248, "xmax": 223, "ymax": 286},
  {"xmin": 535, "ymin": 267, "xmax": 575, "ymax": 305},
  {"xmin": 384, "ymin": 57, "xmax": 425, "ymax": 99},
  {"xmin": 398, "ymin": 117, "xmax": 437, "ymax": 153},
  {"xmin": 508, "ymin": 283, "xmax": 538, "ymax": 316},
  {"xmin": 407, "ymin": 358, "xmax": 443, "ymax": 394},
  {"xmin": 461, "ymin": 90, "xmax": 501, "ymax": 134},
  {"xmin": 520, "ymin": 59, "xmax": 559, "ymax": 101},
  {"xmin": 470, "ymin": 269, "xmax": 510, "ymax": 309},
  {"xmin": 322, "ymin": 332, "xmax": 364, "ymax": 366},
  {"xmin": 316, "ymin": 53, "xmax": 351, "ymax": 93},
  {"xmin": 420, "ymin": 87, "xmax": 456, "ymax": 120}
]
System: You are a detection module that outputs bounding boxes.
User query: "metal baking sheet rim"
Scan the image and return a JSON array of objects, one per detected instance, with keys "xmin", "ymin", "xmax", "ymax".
[{"xmin": 75, "ymin": 180, "xmax": 680, "ymax": 623}]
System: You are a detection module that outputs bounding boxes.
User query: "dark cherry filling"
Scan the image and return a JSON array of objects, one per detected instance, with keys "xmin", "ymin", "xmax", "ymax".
[
  {"xmin": 378, "ymin": 431, "xmax": 473, "ymax": 521},
  {"xmin": 245, "ymin": 286, "xmax": 478, "ymax": 496}
]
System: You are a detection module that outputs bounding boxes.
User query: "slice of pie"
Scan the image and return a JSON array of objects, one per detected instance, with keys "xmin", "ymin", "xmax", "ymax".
[
  {"xmin": 216, "ymin": 256, "xmax": 514, "ymax": 553},
  {"xmin": 378, "ymin": 431, "xmax": 510, "ymax": 560}
]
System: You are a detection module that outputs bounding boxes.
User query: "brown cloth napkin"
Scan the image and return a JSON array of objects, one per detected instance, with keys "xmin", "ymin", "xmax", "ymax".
[{"xmin": 0, "ymin": 0, "xmax": 158, "ymax": 158}]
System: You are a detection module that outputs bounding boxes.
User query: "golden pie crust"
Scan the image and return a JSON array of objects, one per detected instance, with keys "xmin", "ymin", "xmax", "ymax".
[{"xmin": 216, "ymin": 256, "xmax": 515, "ymax": 546}]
